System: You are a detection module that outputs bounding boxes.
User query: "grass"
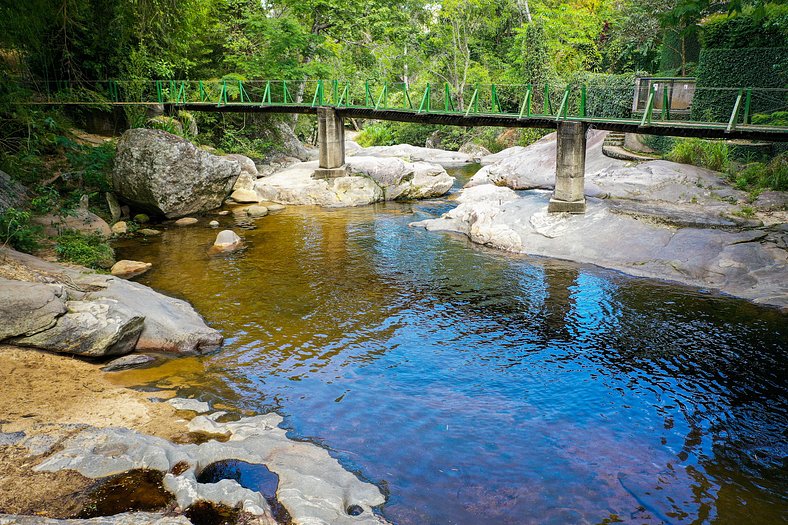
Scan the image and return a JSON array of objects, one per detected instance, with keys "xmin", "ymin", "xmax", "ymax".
[{"xmin": 54, "ymin": 230, "xmax": 115, "ymax": 269}]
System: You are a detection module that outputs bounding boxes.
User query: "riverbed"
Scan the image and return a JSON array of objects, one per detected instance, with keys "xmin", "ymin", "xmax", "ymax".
[{"xmin": 112, "ymin": 167, "xmax": 787, "ymax": 524}]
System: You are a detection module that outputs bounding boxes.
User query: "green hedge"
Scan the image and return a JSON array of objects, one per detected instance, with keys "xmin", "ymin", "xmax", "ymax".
[
  {"xmin": 700, "ymin": 6, "xmax": 788, "ymax": 49},
  {"xmin": 690, "ymin": 47, "xmax": 788, "ymax": 121},
  {"xmin": 569, "ymin": 72, "xmax": 638, "ymax": 119}
]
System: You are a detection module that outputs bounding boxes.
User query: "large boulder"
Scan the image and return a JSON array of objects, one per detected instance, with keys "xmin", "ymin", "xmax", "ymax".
[
  {"xmin": 12, "ymin": 299, "xmax": 144, "ymax": 357},
  {"xmin": 112, "ymin": 129, "xmax": 240, "ymax": 219},
  {"xmin": 0, "ymin": 279, "xmax": 66, "ymax": 340},
  {"xmin": 0, "ymin": 248, "xmax": 223, "ymax": 355},
  {"xmin": 353, "ymin": 143, "xmax": 473, "ymax": 168},
  {"xmin": 253, "ymin": 156, "xmax": 454, "ymax": 207},
  {"xmin": 227, "ymin": 154, "xmax": 259, "ymax": 193}
]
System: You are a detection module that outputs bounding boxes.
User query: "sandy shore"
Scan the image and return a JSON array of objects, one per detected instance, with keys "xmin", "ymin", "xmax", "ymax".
[{"xmin": 0, "ymin": 346, "xmax": 187, "ymax": 517}]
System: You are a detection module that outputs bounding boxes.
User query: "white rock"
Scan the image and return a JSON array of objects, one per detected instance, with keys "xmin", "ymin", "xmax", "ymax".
[{"xmin": 167, "ymin": 397, "xmax": 210, "ymax": 413}]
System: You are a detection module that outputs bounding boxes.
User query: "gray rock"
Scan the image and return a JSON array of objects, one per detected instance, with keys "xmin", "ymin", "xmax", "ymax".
[
  {"xmin": 0, "ymin": 170, "xmax": 27, "ymax": 214},
  {"xmin": 209, "ymin": 220, "xmax": 219, "ymax": 228},
  {"xmin": 254, "ymin": 156, "xmax": 454, "ymax": 208},
  {"xmin": 354, "ymin": 143, "xmax": 473, "ymax": 167},
  {"xmin": 1, "ymin": 248, "xmax": 223, "ymax": 355},
  {"xmin": 754, "ymin": 191, "xmax": 788, "ymax": 211},
  {"xmin": 137, "ymin": 228, "xmax": 161, "ymax": 236},
  {"xmin": 0, "ymin": 431, "xmax": 25, "ymax": 446},
  {"xmin": 458, "ymin": 142, "xmax": 491, "ymax": 162},
  {"xmin": 101, "ymin": 354, "xmax": 156, "ymax": 372},
  {"xmin": 245, "ymin": 205, "xmax": 268, "ymax": 218},
  {"xmin": 87, "ymin": 278, "xmax": 222, "ymax": 355},
  {"xmin": 412, "ymin": 184, "xmax": 788, "ymax": 309},
  {"xmin": 274, "ymin": 121, "xmax": 314, "ymax": 161},
  {"xmin": 35, "ymin": 413, "xmax": 389, "ymax": 525},
  {"xmin": 105, "ymin": 192, "xmax": 122, "ymax": 223},
  {"xmin": 167, "ymin": 397, "xmax": 210, "ymax": 413},
  {"xmin": 113, "ymin": 129, "xmax": 240, "ymax": 219},
  {"xmin": 13, "ymin": 299, "xmax": 144, "ymax": 357},
  {"xmin": 0, "ymin": 279, "xmax": 67, "ymax": 340},
  {"xmin": 33, "ymin": 209, "xmax": 112, "ymax": 239},
  {"xmin": 0, "ymin": 513, "xmax": 192, "ymax": 525}
]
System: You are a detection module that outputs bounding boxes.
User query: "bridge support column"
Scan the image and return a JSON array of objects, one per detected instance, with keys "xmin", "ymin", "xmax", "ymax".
[
  {"xmin": 313, "ymin": 107, "xmax": 346, "ymax": 179},
  {"xmin": 548, "ymin": 121, "xmax": 587, "ymax": 214}
]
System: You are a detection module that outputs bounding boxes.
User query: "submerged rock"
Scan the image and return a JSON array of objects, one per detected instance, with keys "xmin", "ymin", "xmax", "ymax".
[
  {"xmin": 245, "ymin": 205, "xmax": 268, "ymax": 218},
  {"xmin": 113, "ymin": 129, "xmax": 240, "ymax": 219},
  {"xmin": 174, "ymin": 217, "xmax": 198, "ymax": 227},
  {"xmin": 254, "ymin": 156, "xmax": 454, "ymax": 207},
  {"xmin": 101, "ymin": 354, "xmax": 156, "ymax": 372},
  {"xmin": 211, "ymin": 230, "xmax": 243, "ymax": 252},
  {"xmin": 137, "ymin": 228, "xmax": 160, "ymax": 236}
]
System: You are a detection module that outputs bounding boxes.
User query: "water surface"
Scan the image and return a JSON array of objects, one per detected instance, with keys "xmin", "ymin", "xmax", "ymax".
[{"xmin": 114, "ymin": 167, "xmax": 787, "ymax": 524}]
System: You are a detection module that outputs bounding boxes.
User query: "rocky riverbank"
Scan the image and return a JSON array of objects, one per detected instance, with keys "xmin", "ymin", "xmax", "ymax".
[
  {"xmin": 412, "ymin": 132, "xmax": 788, "ymax": 310},
  {"xmin": 0, "ymin": 345, "xmax": 389, "ymax": 525}
]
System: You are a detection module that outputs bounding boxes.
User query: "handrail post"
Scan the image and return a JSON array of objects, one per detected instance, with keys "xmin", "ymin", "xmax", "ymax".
[
  {"xmin": 282, "ymin": 81, "xmax": 291, "ymax": 104},
  {"xmin": 640, "ymin": 85, "xmax": 656, "ymax": 126},
  {"xmin": 375, "ymin": 82, "xmax": 389, "ymax": 110},
  {"xmin": 418, "ymin": 83, "xmax": 431, "ymax": 113},
  {"xmin": 465, "ymin": 86, "xmax": 479, "ymax": 117},
  {"xmin": 332, "ymin": 80, "xmax": 339, "ymax": 105},
  {"xmin": 743, "ymin": 88, "xmax": 752, "ymax": 124},
  {"xmin": 544, "ymin": 83, "xmax": 552, "ymax": 115},
  {"xmin": 403, "ymin": 83, "xmax": 412, "ymax": 109},
  {"xmin": 518, "ymin": 85, "xmax": 533, "ymax": 118},
  {"xmin": 491, "ymin": 84, "xmax": 501, "ymax": 113},
  {"xmin": 444, "ymin": 83, "xmax": 454, "ymax": 112},
  {"xmin": 662, "ymin": 84, "xmax": 670, "ymax": 121},
  {"xmin": 261, "ymin": 81, "xmax": 271, "ymax": 106},
  {"xmin": 365, "ymin": 81, "xmax": 373, "ymax": 107},
  {"xmin": 727, "ymin": 88, "xmax": 744, "ymax": 132},
  {"xmin": 579, "ymin": 85, "xmax": 586, "ymax": 117}
]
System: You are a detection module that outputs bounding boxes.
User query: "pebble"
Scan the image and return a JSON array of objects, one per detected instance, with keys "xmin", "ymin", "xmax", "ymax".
[
  {"xmin": 175, "ymin": 217, "xmax": 198, "ymax": 226},
  {"xmin": 101, "ymin": 354, "xmax": 157, "ymax": 372},
  {"xmin": 209, "ymin": 220, "xmax": 219, "ymax": 228}
]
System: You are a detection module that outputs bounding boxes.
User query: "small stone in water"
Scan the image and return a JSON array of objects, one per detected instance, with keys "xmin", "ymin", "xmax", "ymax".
[
  {"xmin": 347, "ymin": 505, "xmax": 364, "ymax": 516},
  {"xmin": 175, "ymin": 217, "xmax": 198, "ymax": 226},
  {"xmin": 209, "ymin": 220, "xmax": 219, "ymax": 228}
]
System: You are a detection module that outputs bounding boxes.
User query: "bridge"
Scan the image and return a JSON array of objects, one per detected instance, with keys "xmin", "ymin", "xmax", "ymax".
[{"xmin": 23, "ymin": 79, "xmax": 788, "ymax": 213}]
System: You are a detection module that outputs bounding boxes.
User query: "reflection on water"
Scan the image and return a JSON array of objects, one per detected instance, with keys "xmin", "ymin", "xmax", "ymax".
[{"xmin": 113, "ymin": 169, "xmax": 787, "ymax": 524}]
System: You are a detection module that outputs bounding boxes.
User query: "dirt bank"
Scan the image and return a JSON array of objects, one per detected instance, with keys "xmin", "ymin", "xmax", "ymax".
[{"xmin": 0, "ymin": 346, "xmax": 186, "ymax": 517}]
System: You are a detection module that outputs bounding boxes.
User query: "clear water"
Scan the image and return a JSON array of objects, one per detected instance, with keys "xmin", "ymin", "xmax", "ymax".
[{"xmin": 113, "ymin": 166, "xmax": 788, "ymax": 524}]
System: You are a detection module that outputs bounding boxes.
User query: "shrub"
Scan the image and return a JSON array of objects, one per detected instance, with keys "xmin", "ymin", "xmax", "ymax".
[
  {"xmin": 727, "ymin": 153, "xmax": 787, "ymax": 192},
  {"xmin": 667, "ymin": 138, "xmax": 730, "ymax": 172},
  {"xmin": 54, "ymin": 230, "xmax": 115, "ymax": 269},
  {"xmin": 0, "ymin": 207, "xmax": 41, "ymax": 253}
]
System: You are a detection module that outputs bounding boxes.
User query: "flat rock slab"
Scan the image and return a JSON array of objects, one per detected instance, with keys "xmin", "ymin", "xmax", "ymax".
[
  {"xmin": 167, "ymin": 398, "xmax": 210, "ymax": 413},
  {"xmin": 101, "ymin": 354, "xmax": 157, "ymax": 372},
  {"xmin": 411, "ymin": 184, "xmax": 788, "ymax": 310},
  {"xmin": 0, "ymin": 513, "xmax": 192, "ymax": 525},
  {"xmin": 33, "ymin": 413, "xmax": 389, "ymax": 525},
  {"xmin": 354, "ymin": 144, "xmax": 473, "ymax": 168}
]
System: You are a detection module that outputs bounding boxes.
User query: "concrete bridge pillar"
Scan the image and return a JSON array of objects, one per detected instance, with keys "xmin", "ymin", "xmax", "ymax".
[
  {"xmin": 548, "ymin": 121, "xmax": 587, "ymax": 214},
  {"xmin": 313, "ymin": 107, "xmax": 346, "ymax": 179}
]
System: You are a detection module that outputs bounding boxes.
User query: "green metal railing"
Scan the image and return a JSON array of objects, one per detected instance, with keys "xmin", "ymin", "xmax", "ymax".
[{"xmin": 19, "ymin": 79, "xmax": 788, "ymax": 131}]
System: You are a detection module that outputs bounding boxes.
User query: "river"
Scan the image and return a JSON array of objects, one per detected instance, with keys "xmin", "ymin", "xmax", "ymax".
[{"xmin": 112, "ymin": 166, "xmax": 787, "ymax": 524}]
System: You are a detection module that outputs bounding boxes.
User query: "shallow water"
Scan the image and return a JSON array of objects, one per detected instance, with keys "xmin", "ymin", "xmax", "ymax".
[{"xmin": 114, "ymin": 166, "xmax": 787, "ymax": 524}]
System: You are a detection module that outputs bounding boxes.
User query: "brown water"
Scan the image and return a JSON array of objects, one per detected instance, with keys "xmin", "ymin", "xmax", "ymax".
[{"xmin": 112, "ymin": 168, "xmax": 787, "ymax": 524}]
